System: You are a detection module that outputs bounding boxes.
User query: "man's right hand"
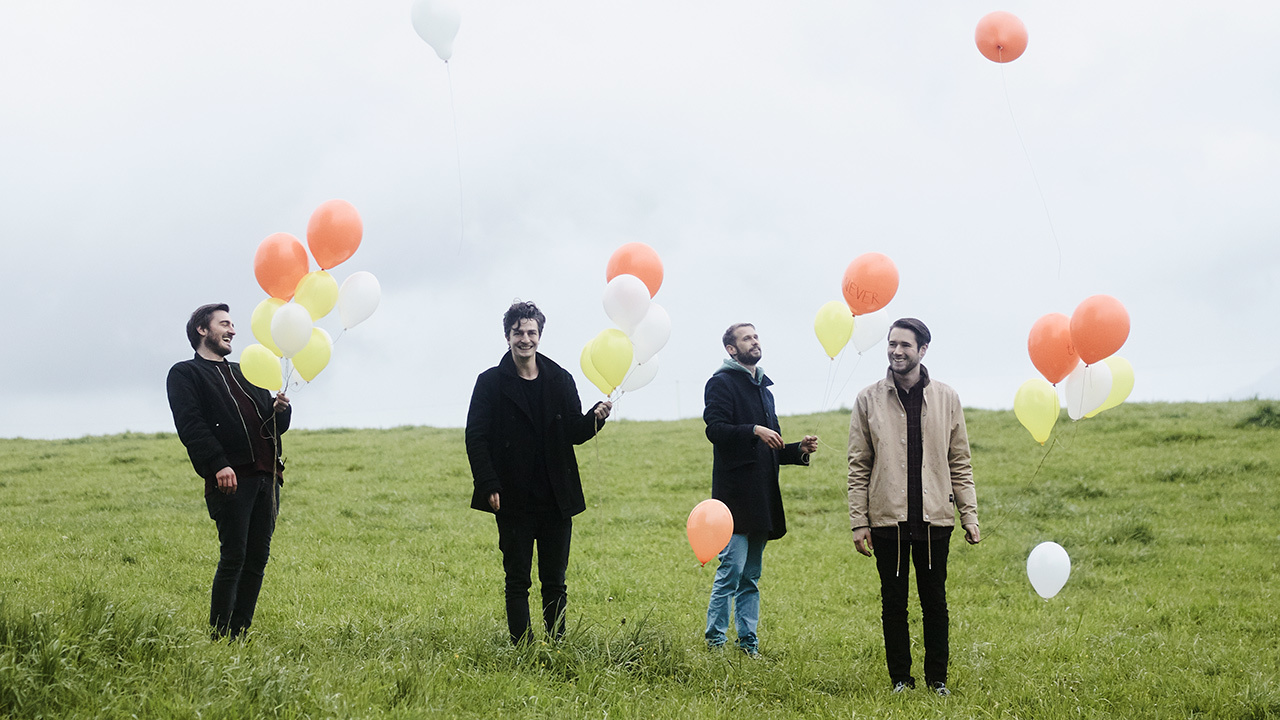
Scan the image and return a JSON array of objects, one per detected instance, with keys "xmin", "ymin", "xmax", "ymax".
[
  {"xmin": 216, "ymin": 467, "xmax": 237, "ymax": 494},
  {"xmin": 488, "ymin": 492, "xmax": 500, "ymax": 512},
  {"xmin": 753, "ymin": 425, "xmax": 784, "ymax": 450},
  {"xmin": 853, "ymin": 527, "xmax": 874, "ymax": 557}
]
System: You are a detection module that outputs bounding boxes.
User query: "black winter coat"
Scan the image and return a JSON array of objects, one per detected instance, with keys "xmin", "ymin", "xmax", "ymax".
[
  {"xmin": 465, "ymin": 352, "xmax": 605, "ymax": 518},
  {"xmin": 704, "ymin": 365, "xmax": 808, "ymax": 540}
]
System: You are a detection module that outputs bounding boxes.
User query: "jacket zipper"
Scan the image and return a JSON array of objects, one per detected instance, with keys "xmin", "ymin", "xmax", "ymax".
[{"xmin": 215, "ymin": 366, "xmax": 256, "ymax": 463}]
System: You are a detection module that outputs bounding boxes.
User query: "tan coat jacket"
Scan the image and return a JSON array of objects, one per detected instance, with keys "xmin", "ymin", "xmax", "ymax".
[{"xmin": 846, "ymin": 370, "xmax": 978, "ymax": 530}]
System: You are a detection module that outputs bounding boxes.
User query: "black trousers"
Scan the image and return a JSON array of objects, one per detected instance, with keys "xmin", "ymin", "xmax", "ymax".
[
  {"xmin": 495, "ymin": 513, "xmax": 572, "ymax": 644},
  {"xmin": 205, "ymin": 473, "xmax": 277, "ymax": 638},
  {"xmin": 872, "ymin": 525, "xmax": 952, "ymax": 687}
]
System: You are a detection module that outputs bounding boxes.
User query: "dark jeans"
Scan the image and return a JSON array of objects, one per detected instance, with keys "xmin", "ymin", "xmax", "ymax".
[
  {"xmin": 205, "ymin": 473, "xmax": 277, "ymax": 638},
  {"xmin": 873, "ymin": 525, "xmax": 952, "ymax": 687},
  {"xmin": 495, "ymin": 513, "xmax": 572, "ymax": 644}
]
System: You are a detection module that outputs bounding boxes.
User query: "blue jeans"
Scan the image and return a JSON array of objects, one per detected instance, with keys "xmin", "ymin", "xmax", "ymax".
[{"xmin": 705, "ymin": 532, "xmax": 767, "ymax": 651}]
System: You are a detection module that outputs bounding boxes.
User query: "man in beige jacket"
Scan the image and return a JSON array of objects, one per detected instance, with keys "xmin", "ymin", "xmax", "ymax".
[{"xmin": 847, "ymin": 317, "xmax": 979, "ymax": 697}]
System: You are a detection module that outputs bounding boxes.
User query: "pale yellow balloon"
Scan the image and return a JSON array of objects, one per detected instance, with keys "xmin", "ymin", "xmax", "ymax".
[
  {"xmin": 813, "ymin": 300, "xmax": 854, "ymax": 359},
  {"xmin": 239, "ymin": 344, "xmax": 283, "ymax": 391},
  {"xmin": 580, "ymin": 342, "xmax": 611, "ymax": 396},
  {"xmin": 1014, "ymin": 378, "xmax": 1059, "ymax": 445},
  {"xmin": 589, "ymin": 329, "xmax": 634, "ymax": 393},
  {"xmin": 251, "ymin": 297, "xmax": 286, "ymax": 357},
  {"xmin": 1086, "ymin": 356, "xmax": 1134, "ymax": 417},
  {"xmin": 294, "ymin": 270, "xmax": 339, "ymax": 321},
  {"xmin": 292, "ymin": 328, "xmax": 333, "ymax": 382}
]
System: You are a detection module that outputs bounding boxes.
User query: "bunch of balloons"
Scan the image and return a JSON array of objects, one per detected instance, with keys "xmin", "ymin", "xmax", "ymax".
[
  {"xmin": 686, "ymin": 499, "xmax": 733, "ymax": 567},
  {"xmin": 240, "ymin": 200, "xmax": 382, "ymax": 392},
  {"xmin": 813, "ymin": 252, "xmax": 898, "ymax": 359},
  {"xmin": 1016, "ymin": 295, "xmax": 1134, "ymax": 444},
  {"xmin": 410, "ymin": 0, "xmax": 460, "ymax": 62},
  {"xmin": 581, "ymin": 243, "xmax": 671, "ymax": 398}
]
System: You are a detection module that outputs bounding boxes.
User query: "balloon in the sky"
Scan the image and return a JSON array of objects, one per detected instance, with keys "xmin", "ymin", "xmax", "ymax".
[
  {"xmin": 1085, "ymin": 356, "xmax": 1134, "ymax": 418},
  {"xmin": 294, "ymin": 271, "xmax": 339, "ymax": 321},
  {"xmin": 1070, "ymin": 295, "xmax": 1130, "ymax": 365},
  {"xmin": 411, "ymin": 0, "xmax": 461, "ymax": 62},
  {"xmin": 975, "ymin": 11, "xmax": 1028, "ymax": 63},
  {"xmin": 239, "ymin": 344, "xmax": 283, "ymax": 392},
  {"xmin": 842, "ymin": 253, "xmax": 898, "ymax": 315},
  {"xmin": 292, "ymin": 329, "xmax": 333, "ymax": 383},
  {"xmin": 1014, "ymin": 378, "xmax": 1059, "ymax": 445},
  {"xmin": 850, "ymin": 309, "xmax": 890, "ymax": 354},
  {"xmin": 1065, "ymin": 360, "xmax": 1112, "ymax": 421},
  {"xmin": 628, "ymin": 303, "xmax": 671, "ymax": 365},
  {"xmin": 620, "ymin": 357, "xmax": 660, "ymax": 393},
  {"xmin": 254, "ymin": 233, "xmax": 309, "ymax": 301},
  {"xmin": 306, "ymin": 200, "xmax": 363, "ymax": 270},
  {"xmin": 603, "ymin": 274, "xmax": 651, "ymax": 336},
  {"xmin": 606, "ymin": 242, "xmax": 664, "ymax": 298},
  {"xmin": 251, "ymin": 297, "xmax": 286, "ymax": 358},
  {"xmin": 814, "ymin": 301, "xmax": 854, "ymax": 359},
  {"xmin": 588, "ymin": 329, "xmax": 633, "ymax": 395},
  {"xmin": 270, "ymin": 303, "xmax": 314, "ymax": 359},
  {"xmin": 1028, "ymin": 313, "xmax": 1078, "ymax": 385},
  {"xmin": 337, "ymin": 271, "xmax": 381, "ymax": 330},
  {"xmin": 1027, "ymin": 541, "xmax": 1071, "ymax": 599}
]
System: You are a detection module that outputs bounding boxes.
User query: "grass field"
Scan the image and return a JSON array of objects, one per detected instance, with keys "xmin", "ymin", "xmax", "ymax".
[{"xmin": 2, "ymin": 401, "xmax": 1279, "ymax": 719}]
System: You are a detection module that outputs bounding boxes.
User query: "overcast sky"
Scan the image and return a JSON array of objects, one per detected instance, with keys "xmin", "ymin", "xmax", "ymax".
[{"xmin": 2, "ymin": 1, "xmax": 1278, "ymax": 440}]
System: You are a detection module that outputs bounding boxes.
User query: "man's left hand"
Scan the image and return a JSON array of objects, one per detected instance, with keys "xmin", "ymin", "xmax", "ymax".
[
  {"xmin": 799, "ymin": 435, "xmax": 818, "ymax": 454},
  {"xmin": 593, "ymin": 401, "xmax": 612, "ymax": 421},
  {"xmin": 964, "ymin": 523, "xmax": 981, "ymax": 544},
  {"xmin": 274, "ymin": 392, "xmax": 290, "ymax": 413}
]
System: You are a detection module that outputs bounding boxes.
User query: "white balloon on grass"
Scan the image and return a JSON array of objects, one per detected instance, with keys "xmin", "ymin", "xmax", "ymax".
[
  {"xmin": 1027, "ymin": 541, "xmax": 1071, "ymax": 599},
  {"xmin": 851, "ymin": 309, "xmax": 890, "ymax": 354},
  {"xmin": 1065, "ymin": 360, "xmax": 1113, "ymax": 420},
  {"xmin": 410, "ymin": 0, "xmax": 461, "ymax": 62},
  {"xmin": 270, "ymin": 303, "xmax": 314, "ymax": 358},
  {"xmin": 338, "ymin": 271, "xmax": 381, "ymax": 330},
  {"xmin": 620, "ymin": 357, "xmax": 660, "ymax": 393},
  {"xmin": 628, "ymin": 303, "xmax": 670, "ymax": 365},
  {"xmin": 602, "ymin": 274, "xmax": 651, "ymax": 335}
]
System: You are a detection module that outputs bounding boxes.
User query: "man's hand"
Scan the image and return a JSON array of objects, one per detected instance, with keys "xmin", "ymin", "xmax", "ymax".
[
  {"xmin": 488, "ymin": 492, "xmax": 501, "ymax": 512},
  {"xmin": 853, "ymin": 527, "xmax": 873, "ymax": 557},
  {"xmin": 593, "ymin": 401, "xmax": 612, "ymax": 421},
  {"xmin": 216, "ymin": 466, "xmax": 237, "ymax": 494},
  {"xmin": 273, "ymin": 392, "xmax": 290, "ymax": 413},
  {"xmin": 799, "ymin": 435, "xmax": 818, "ymax": 454},
  {"xmin": 754, "ymin": 425, "xmax": 784, "ymax": 450},
  {"xmin": 964, "ymin": 523, "xmax": 981, "ymax": 545}
]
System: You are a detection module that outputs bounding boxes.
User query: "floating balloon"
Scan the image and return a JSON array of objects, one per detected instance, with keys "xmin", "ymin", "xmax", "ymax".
[
  {"xmin": 1028, "ymin": 313, "xmax": 1078, "ymax": 385},
  {"xmin": 251, "ymin": 297, "xmax": 286, "ymax": 358},
  {"xmin": 588, "ymin": 329, "xmax": 633, "ymax": 394},
  {"xmin": 306, "ymin": 200, "xmax": 363, "ymax": 270},
  {"xmin": 1070, "ymin": 295, "xmax": 1129, "ymax": 365},
  {"xmin": 686, "ymin": 499, "xmax": 734, "ymax": 566},
  {"xmin": 410, "ymin": 0, "xmax": 461, "ymax": 62},
  {"xmin": 1086, "ymin": 356, "xmax": 1134, "ymax": 418},
  {"xmin": 580, "ymin": 342, "xmax": 611, "ymax": 396},
  {"xmin": 975, "ymin": 11, "xmax": 1028, "ymax": 63},
  {"xmin": 842, "ymin": 253, "xmax": 898, "ymax": 315},
  {"xmin": 606, "ymin": 242, "xmax": 663, "ymax": 298},
  {"xmin": 337, "ymin": 271, "xmax": 381, "ymax": 330},
  {"xmin": 292, "ymin": 328, "xmax": 333, "ymax": 383},
  {"xmin": 620, "ymin": 357, "xmax": 659, "ymax": 393},
  {"xmin": 813, "ymin": 301, "xmax": 854, "ymax": 359},
  {"xmin": 851, "ymin": 309, "xmax": 890, "ymax": 354},
  {"xmin": 239, "ymin": 344, "xmax": 282, "ymax": 392},
  {"xmin": 1027, "ymin": 541, "xmax": 1071, "ymax": 599},
  {"xmin": 294, "ymin": 271, "xmax": 339, "ymax": 321},
  {"xmin": 1065, "ymin": 361, "xmax": 1113, "ymax": 420},
  {"xmin": 270, "ymin": 303, "xmax": 313, "ymax": 359},
  {"xmin": 1014, "ymin": 378, "xmax": 1059, "ymax": 445},
  {"xmin": 254, "ymin": 233, "xmax": 309, "ymax": 301},
  {"xmin": 603, "ymin": 274, "xmax": 651, "ymax": 335},
  {"xmin": 628, "ymin": 303, "xmax": 671, "ymax": 365}
]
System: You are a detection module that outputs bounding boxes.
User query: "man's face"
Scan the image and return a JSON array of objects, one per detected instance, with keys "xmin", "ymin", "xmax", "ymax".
[
  {"xmin": 886, "ymin": 327, "xmax": 926, "ymax": 376},
  {"xmin": 507, "ymin": 318, "xmax": 540, "ymax": 360},
  {"xmin": 728, "ymin": 326, "xmax": 763, "ymax": 365},
  {"xmin": 201, "ymin": 310, "xmax": 235, "ymax": 357}
]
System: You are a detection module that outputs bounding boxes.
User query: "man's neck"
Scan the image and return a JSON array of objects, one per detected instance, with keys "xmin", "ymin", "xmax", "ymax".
[
  {"xmin": 893, "ymin": 367, "xmax": 921, "ymax": 391},
  {"xmin": 513, "ymin": 352, "xmax": 538, "ymax": 380},
  {"xmin": 197, "ymin": 347, "xmax": 227, "ymax": 362}
]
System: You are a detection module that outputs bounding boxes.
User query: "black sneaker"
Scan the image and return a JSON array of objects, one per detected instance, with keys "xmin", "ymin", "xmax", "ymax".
[
  {"xmin": 930, "ymin": 682, "xmax": 951, "ymax": 697},
  {"xmin": 892, "ymin": 681, "xmax": 914, "ymax": 693}
]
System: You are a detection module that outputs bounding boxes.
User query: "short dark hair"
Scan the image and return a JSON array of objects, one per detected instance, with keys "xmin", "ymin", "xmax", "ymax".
[
  {"xmin": 722, "ymin": 323, "xmax": 754, "ymax": 349},
  {"xmin": 503, "ymin": 300, "xmax": 546, "ymax": 338},
  {"xmin": 889, "ymin": 317, "xmax": 931, "ymax": 347},
  {"xmin": 186, "ymin": 303, "xmax": 230, "ymax": 350}
]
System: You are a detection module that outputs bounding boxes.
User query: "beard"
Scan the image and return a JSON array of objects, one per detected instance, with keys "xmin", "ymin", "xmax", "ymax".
[{"xmin": 203, "ymin": 333, "xmax": 232, "ymax": 358}]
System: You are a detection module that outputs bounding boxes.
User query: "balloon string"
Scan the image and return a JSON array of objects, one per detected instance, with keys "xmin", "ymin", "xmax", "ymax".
[
  {"xmin": 446, "ymin": 62, "xmax": 466, "ymax": 256},
  {"xmin": 828, "ymin": 352, "xmax": 865, "ymax": 411},
  {"xmin": 983, "ymin": 418, "xmax": 1076, "ymax": 539},
  {"xmin": 1000, "ymin": 61, "xmax": 1063, "ymax": 282}
]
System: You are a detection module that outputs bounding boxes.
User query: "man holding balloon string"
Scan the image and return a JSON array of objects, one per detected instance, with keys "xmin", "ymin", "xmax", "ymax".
[
  {"xmin": 846, "ymin": 317, "xmax": 979, "ymax": 696},
  {"xmin": 703, "ymin": 323, "xmax": 818, "ymax": 657},
  {"xmin": 166, "ymin": 303, "xmax": 291, "ymax": 641},
  {"xmin": 466, "ymin": 301, "xmax": 612, "ymax": 644}
]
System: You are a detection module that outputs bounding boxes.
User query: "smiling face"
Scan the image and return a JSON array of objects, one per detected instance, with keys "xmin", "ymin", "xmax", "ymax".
[
  {"xmin": 199, "ymin": 310, "xmax": 235, "ymax": 358},
  {"xmin": 506, "ymin": 318, "xmax": 540, "ymax": 361},
  {"xmin": 727, "ymin": 325, "xmax": 763, "ymax": 366},
  {"xmin": 886, "ymin": 326, "xmax": 926, "ymax": 377}
]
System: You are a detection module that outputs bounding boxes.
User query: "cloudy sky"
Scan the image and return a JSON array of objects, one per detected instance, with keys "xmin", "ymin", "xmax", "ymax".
[{"xmin": 2, "ymin": 1, "xmax": 1278, "ymax": 440}]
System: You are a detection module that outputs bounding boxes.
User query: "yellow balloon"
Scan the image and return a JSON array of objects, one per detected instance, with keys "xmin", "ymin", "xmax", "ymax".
[
  {"xmin": 293, "ymin": 328, "xmax": 332, "ymax": 382},
  {"xmin": 1086, "ymin": 356, "xmax": 1134, "ymax": 417},
  {"xmin": 239, "ymin": 344, "xmax": 283, "ymax": 391},
  {"xmin": 813, "ymin": 300, "xmax": 854, "ymax": 358},
  {"xmin": 294, "ymin": 270, "xmax": 339, "ymax": 321},
  {"xmin": 589, "ymin": 328, "xmax": 633, "ymax": 393},
  {"xmin": 251, "ymin": 297, "xmax": 286, "ymax": 357},
  {"xmin": 1014, "ymin": 378, "xmax": 1059, "ymax": 445},
  {"xmin": 580, "ymin": 342, "xmax": 611, "ymax": 395}
]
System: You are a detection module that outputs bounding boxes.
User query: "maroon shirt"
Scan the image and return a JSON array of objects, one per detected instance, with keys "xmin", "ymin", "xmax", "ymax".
[{"xmin": 209, "ymin": 363, "xmax": 279, "ymax": 495}]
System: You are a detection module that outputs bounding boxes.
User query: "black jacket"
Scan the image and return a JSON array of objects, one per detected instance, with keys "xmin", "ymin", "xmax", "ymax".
[
  {"xmin": 704, "ymin": 363, "xmax": 808, "ymax": 540},
  {"xmin": 166, "ymin": 354, "xmax": 291, "ymax": 481},
  {"xmin": 465, "ymin": 352, "xmax": 605, "ymax": 518}
]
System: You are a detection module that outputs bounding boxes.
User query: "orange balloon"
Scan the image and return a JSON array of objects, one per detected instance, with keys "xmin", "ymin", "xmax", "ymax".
[
  {"xmin": 1070, "ymin": 295, "xmax": 1130, "ymax": 365},
  {"xmin": 306, "ymin": 199, "xmax": 363, "ymax": 270},
  {"xmin": 606, "ymin": 242, "xmax": 663, "ymax": 298},
  {"xmin": 254, "ymin": 233, "xmax": 310, "ymax": 301},
  {"xmin": 1027, "ymin": 313, "xmax": 1078, "ymax": 385},
  {"xmin": 975, "ymin": 11, "xmax": 1028, "ymax": 63},
  {"xmin": 842, "ymin": 253, "xmax": 899, "ymax": 316},
  {"xmin": 686, "ymin": 499, "xmax": 733, "ymax": 566}
]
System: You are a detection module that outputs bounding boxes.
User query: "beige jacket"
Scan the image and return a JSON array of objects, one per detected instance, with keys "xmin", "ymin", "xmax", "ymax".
[{"xmin": 846, "ymin": 370, "xmax": 978, "ymax": 530}]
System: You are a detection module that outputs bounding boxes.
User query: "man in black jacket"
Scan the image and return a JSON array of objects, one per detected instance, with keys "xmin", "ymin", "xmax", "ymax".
[
  {"xmin": 704, "ymin": 323, "xmax": 817, "ymax": 656},
  {"xmin": 166, "ymin": 303, "xmax": 291, "ymax": 640},
  {"xmin": 465, "ymin": 301, "xmax": 611, "ymax": 644}
]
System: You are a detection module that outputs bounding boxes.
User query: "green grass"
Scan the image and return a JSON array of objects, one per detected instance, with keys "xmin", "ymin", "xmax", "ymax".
[{"xmin": 1, "ymin": 402, "xmax": 1279, "ymax": 718}]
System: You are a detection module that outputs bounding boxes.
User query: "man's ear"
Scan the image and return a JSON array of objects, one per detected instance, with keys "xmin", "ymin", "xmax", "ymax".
[
  {"xmin": 918, "ymin": 343, "xmax": 928, "ymax": 358},
  {"xmin": 725, "ymin": 345, "xmax": 737, "ymax": 358}
]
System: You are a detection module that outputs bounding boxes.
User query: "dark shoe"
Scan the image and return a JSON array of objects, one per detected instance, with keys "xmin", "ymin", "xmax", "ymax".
[
  {"xmin": 929, "ymin": 682, "xmax": 951, "ymax": 697},
  {"xmin": 892, "ymin": 681, "xmax": 915, "ymax": 693}
]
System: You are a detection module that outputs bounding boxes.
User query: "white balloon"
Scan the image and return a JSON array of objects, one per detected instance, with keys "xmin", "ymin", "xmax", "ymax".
[
  {"xmin": 1065, "ymin": 361, "xmax": 1113, "ymax": 420},
  {"xmin": 602, "ymin": 274, "xmax": 651, "ymax": 335},
  {"xmin": 410, "ymin": 0, "xmax": 461, "ymax": 62},
  {"xmin": 628, "ymin": 303, "xmax": 670, "ymax": 365},
  {"xmin": 338, "ymin": 271, "xmax": 381, "ymax": 330},
  {"xmin": 270, "ymin": 303, "xmax": 313, "ymax": 359},
  {"xmin": 620, "ymin": 357, "xmax": 660, "ymax": 393},
  {"xmin": 851, "ymin": 309, "xmax": 890, "ymax": 354},
  {"xmin": 1026, "ymin": 541, "xmax": 1071, "ymax": 599}
]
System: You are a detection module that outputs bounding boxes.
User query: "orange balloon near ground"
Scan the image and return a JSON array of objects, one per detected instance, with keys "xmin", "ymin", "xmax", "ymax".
[
  {"xmin": 1028, "ymin": 313, "xmax": 1078, "ymax": 384},
  {"xmin": 842, "ymin": 253, "xmax": 899, "ymax": 316},
  {"xmin": 606, "ymin": 242, "xmax": 663, "ymax": 298},
  {"xmin": 1070, "ymin": 295, "xmax": 1130, "ymax": 365},
  {"xmin": 686, "ymin": 499, "xmax": 733, "ymax": 566},
  {"xmin": 254, "ymin": 233, "xmax": 310, "ymax": 301},
  {"xmin": 307, "ymin": 199, "xmax": 363, "ymax": 270},
  {"xmin": 975, "ymin": 11, "xmax": 1028, "ymax": 63}
]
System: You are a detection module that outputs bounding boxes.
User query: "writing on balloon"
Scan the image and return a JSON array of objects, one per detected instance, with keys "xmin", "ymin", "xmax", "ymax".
[{"xmin": 843, "ymin": 282, "xmax": 879, "ymax": 308}]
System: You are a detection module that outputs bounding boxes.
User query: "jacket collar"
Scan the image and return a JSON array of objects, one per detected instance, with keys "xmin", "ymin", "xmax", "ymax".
[{"xmin": 717, "ymin": 358, "xmax": 772, "ymax": 387}]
